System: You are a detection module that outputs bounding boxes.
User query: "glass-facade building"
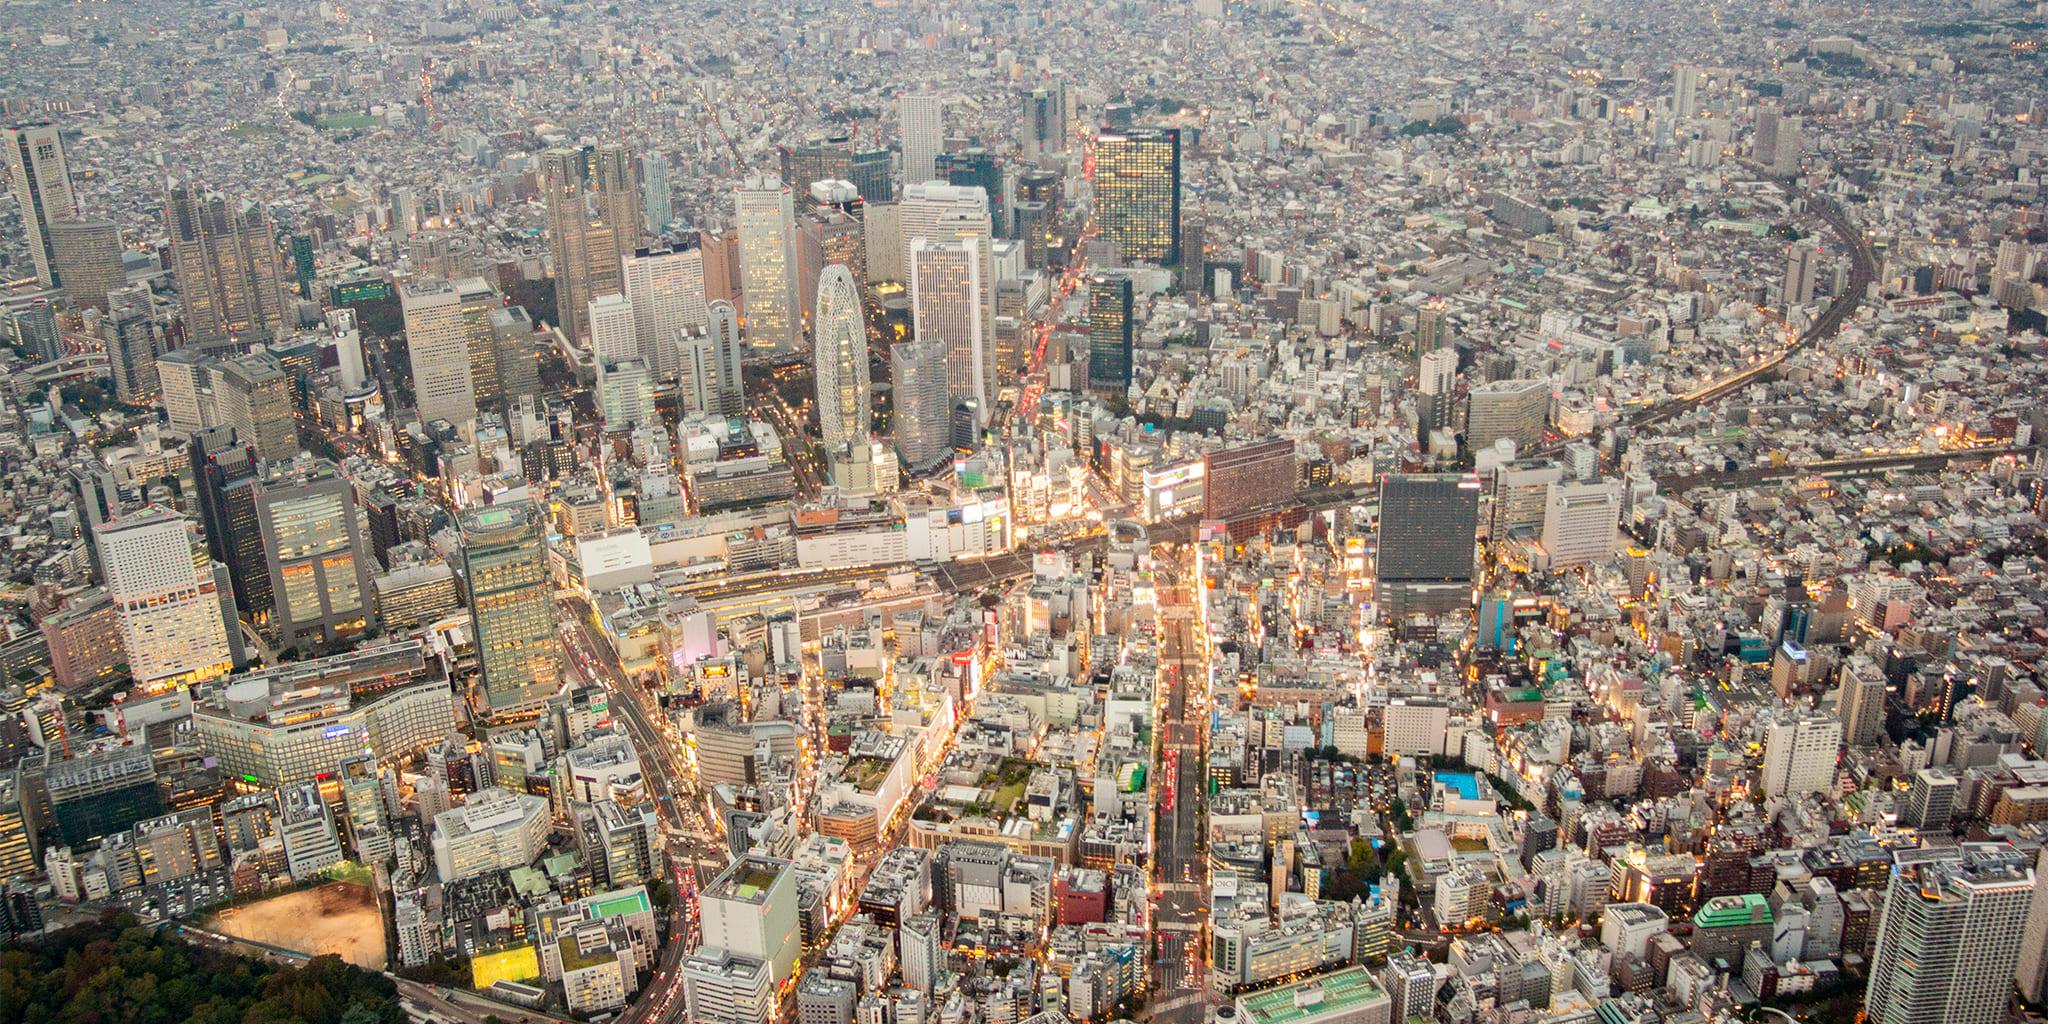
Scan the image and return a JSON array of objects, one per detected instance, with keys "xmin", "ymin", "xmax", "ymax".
[
  {"xmin": 461, "ymin": 501, "xmax": 563, "ymax": 716},
  {"xmin": 1095, "ymin": 127, "xmax": 1181, "ymax": 265},
  {"xmin": 1087, "ymin": 276, "xmax": 1134, "ymax": 395}
]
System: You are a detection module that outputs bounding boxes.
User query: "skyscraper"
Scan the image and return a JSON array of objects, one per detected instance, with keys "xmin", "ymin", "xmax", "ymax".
[
  {"xmin": 1671, "ymin": 64, "xmax": 1701, "ymax": 121},
  {"xmin": 890, "ymin": 339, "xmax": 949, "ymax": 472},
  {"xmin": 1782, "ymin": 243, "xmax": 1819, "ymax": 309},
  {"xmin": 735, "ymin": 174, "xmax": 800, "ymax": 354},
  {"xmin": 3, "ymin": 122, "xmax": 79, "ymax": 289},
  {"xmin": 541, "ymin": 146, "xmax": 629, "ymax": 344},
  {"xmin": 779, "ymin": 134, "xmax": 856, "ymax": 194},
  {"xmin": 1203, "ymin": 439, "xmax": 1299, "ymax": 523},
  {"xmin": 910, "ymin": 237, "xmax": 989, "ymax": 420},
  {"xmin": 1086, "ymin": 275, "xmax": 1134, "ymax": 396},
  {"xmin": 707, "ymin": 300, "xmax": 747, "ymax": 417},
  {"xmin": 1375, "ymin": 473, "xmax": 1481, "ymax": 619},
  {"xmin": 812, "ymin": 266, "xmax": 871, "ymax": 450},
  {"xmin": 1022, "ymin": 84, "xmax": 1070, "ymax": 166},
  {"xmin": 1417, "ymin": 347, "xmax": 1458, "ymax": 446},
  {"xmin": 94, "ymin": 506, "xmax": 233, "ymax": 691},
  {"xmin": 590, "ymin": 144, "xmax": 643, "ymax": 258},
  {"xmin": 1867, "ymin": 844, "xmax": 2035, "ymax": 1024},
  {"xmin": 623, "ymin": 244, "xmax": 709, "ymax": 381},
  {"xmin": 254, "ymin": 458, "xmax": 376, "ymax": 649},
  {"xmin": 216, "ymin": 353, "xmax": 299, "ymax": 465},
  {"xmin": 937, "ymin": 148, "xmax": 1005, "ymax": 236},
  {"xmin": 899, "ymin": 183, "xmax": 994, "ymax": 356},
  {"xmin": 401, "ymin": 279, "xmax": 478, "ymax": 427},
  {"xmin": 899, "ymin": 92, "xmax": 943, "ymax": 187},
  {"xmin": 641, "ymin": 152, "xmax": 671, "ymax": 234},
  {"xmin": 47, "ymin": 218, "xmax": 124, "ymax": 311},
  {"xmin": 164, "ymin": 179, "xmax": 290, "ymax": 349},
  {"xmin": 189, "ymin": 426, "xmax": 269, "ymax": 621},
  {"xmin": 104, "ymin": 285, "xmax": 161, "ymax": 406},
  {"xmin": 1094, "ymin": 127, "xmax": 1181, "ymax": 265},
  {"xmin": 461, "ymin": 501, "xmax": 562, "ymax": 716},
  {"xmin": 1838, "ymin": 657, "xmax": 1888, "ymax": 746},
  {"xmin": 455, "ymin": 278, "xmax": 505, "ymax": 414},
  {"xmin": 591, "ymin": 293, "xmax": 652, "ymax": 430},
  {"xmin": 2016, "ymin": 847, "xmax": 2048, "ymax": 1005}
]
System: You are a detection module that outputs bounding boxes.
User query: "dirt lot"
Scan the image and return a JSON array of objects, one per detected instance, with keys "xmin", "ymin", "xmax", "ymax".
[{"xmin": 205, "ymin": 882, "xmax": 387, "ymax": 969}]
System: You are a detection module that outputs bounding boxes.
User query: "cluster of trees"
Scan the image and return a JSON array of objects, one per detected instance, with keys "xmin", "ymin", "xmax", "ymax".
[{"xmin": 0, "ymin": 913, "xmax": 404, "ymax": 1024}]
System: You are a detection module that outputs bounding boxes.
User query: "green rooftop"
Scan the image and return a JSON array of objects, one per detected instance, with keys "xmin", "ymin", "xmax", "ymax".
[
  {"xmin": 1693, "ymin": 893, "xmax": 1771, "ymax": 929},
  {"xmin": 1238, "ymin": 967, "xmax": 1387, "ymax": 1024},
  {"xmin": 590, "ymin": 888, "xmax": 650, "ymax": 920}
]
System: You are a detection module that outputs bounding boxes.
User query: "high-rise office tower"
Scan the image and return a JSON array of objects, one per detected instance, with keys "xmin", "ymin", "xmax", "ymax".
[
  {"xmin": 1416, "ymin": 300, "xmax": 1450, "ymax": 350},
  {"xmin": 1417, "ymin": 347, "xmax": 1458, "ymax": 446},
  {"xmin": 1671, "ymin": 64, "xmax": 1701, "ymax": 121},
  {"xmin": 1772, "ymin": 117, "xmax": 1804, "ymax": 177},
  {"xmin": 1094, "ymin": 127, "xmax": 1181, "ymax": 265},
  {"xmin": 164, "ymin": 179, "xmax": 290, "ymax": 349},
  {"xmin": 400, "ymin": 279, "xmax": 478, "ymax": 427},
  {"xmin": 891, "ymin": 339, "xmax": 949, "ymax": 472},
  {"xmin": 590, "ymin": 144, "xmax": 643, "ymax": 258},
  {"xmin": 910, "ymin": 237, "xmax": 989, "ymax": 420},
  {"xmin": 3, "ymin": 122, "xmax": 79, "ymax": 289},
  {"xmin": 623, "ymin": 244, "xmax": 709, "ymax": 381},
  {"xmin": 460, "ymin": 500, "xmax": 562, "ymax": 716},
  {"xmin": 47, "ymin": 218, "xmax": 124, "ymax": 310},
  {"xmin": 93, "ymin": 506, "xmax": 233, "ymax": 691},
  {"xmin": 452, "ymin": 278, "xmax": 505, "ymax": 414},
  {"xmin": 2017, "ymin": 847, "xmax": 2048, "ymax": 1005},
  {"xmin": 489, "ymin": 305, "xmax": 539, "ymax": 406},
  {"xmin": 1022, "ymin": 85, "xmax": 1069, "ymax": 166},
  {"xmin": 735, "ymin": 174, "xmax": 800, "ymax": 354},
  {"xmin": 1383, "ymin": 953, "xmax": 1437, "ymax": 1024},
  {"xmin": 899, "ymin": 92, "xmax": 943, "ymax": 187},
  {"xmin": 217, "ymin": 353, "xmax": 299, "ymax": 465},
  {"xmin": 1540, "ymin": 479, "xmax": 1621, "ymax": 570},
  {"xmin": 1867, "ymin": 844, "xmax": 2035, "ymax": 1024},
  {"xmin": 1086, "ymin": 275, "xmax": 1134, "ymax": 396},
  {"xmin": 1782, "ymin": 243, "xmax": 1819, "ymax": 309},
  {"xmin": 1754, "ymin": 107, "xmax": 1783, "ymax": 165},
  {"xmin": 1375, "ymin": 473, "xmax": 1481, "ymax": 619},
  {"xmin": 812, "ymin": 266, "xmax": 871, "ymax": 450},
  {"xmin": 706, "ymin": 300, "xmax": 746, "ymax": 416},
  {"xmin": 189, "ymin": 427, "xmax": 269, "ymax": 620},
  {"xmin": 848, "ymin": 148, "xmax": 895, "ymax": 204},
  {"xmin": 1465, "ymin": 379, "xmax": 1549, "ymax": 455},
  {"xmin": 254, "ymin": 458, "xmax": 376, "ymax": 649},
  {"xmin": 590, "ymin": 293, "xmax": 651, "ymax": 429},
  {"xmin": 1839, "ymin": 657, "xmax": 1888, "ymax": 746},
  {"xmin": 589, "ymin": 293, "xmax": 638, "ymax": 367},
  {"xmin": 899, "ymin": 183, "xmax": 994, "ymax": 343},
  {"xmin": 541, "ymin": 146, "xmax": 629, "ymax": 343},
  {"xmin": 642, "ymin": 152, "xmax": 671, "ymax": 235},
  {"xmin": 779, "ymin": 134, "xmax": 856, "ymax": 194},
  {"xmin": 797, "ymin": 182, "xmax": 867, "ymax": 325},
  {"xmin": 1760, "ymin": 711, "xmax": 1842, "ymax": 798},
  {"xmin": 104, "ymin": 285, "xmax": 161, "ymax": 406},
  {"xmin": 937, "ymin": 148, "xmax": 1005, "ymax": 236}
]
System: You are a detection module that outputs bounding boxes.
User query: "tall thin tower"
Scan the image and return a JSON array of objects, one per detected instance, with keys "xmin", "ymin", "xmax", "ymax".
[
  {"xmin": 812, "ymin": 266, "xmax": 871, "ymax": 450},
  {"xmin": 735, "ymin": 174, "xmax": 800, "ymax": 354},
  {"xmin": 3, "ymin": 121, "xmax": 79, "ymax": 288},
  {"xmin": 899, "ymin": 92, "xmax": 943, "ymax": 187}
]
